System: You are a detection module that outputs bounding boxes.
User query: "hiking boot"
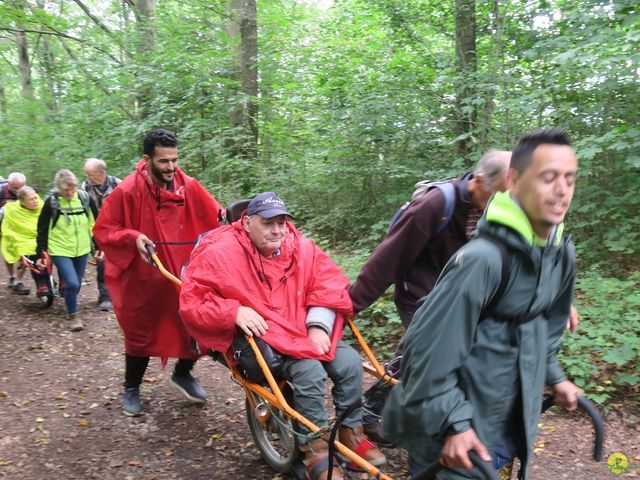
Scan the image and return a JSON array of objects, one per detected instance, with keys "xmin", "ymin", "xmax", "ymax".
[
  {"xmin": 300, "ymin": 438, "xmax": 344, "ymax": 480},
  {"xmin": 338, "ymin": 425, "xmax": 386, "ymax": 467},
  {"xmin": 11, "ymin": 282, "xmax": 30, "ymax": 295},
  {"xmin": 7, "ymin": 277, "xmax": 15, "ymax": 289},
  {"xmin": 123, "ymin": 387, "xmax": 142, "ymax": 416},
  {"xmin": 99, "ymin": 300, "xmax": 112, "ymax": 311},
  {"xmin": 170, "ymin": 372, "xmax": 208, "ymax": 403},
  {"xmin": 363, "ymin": 423, "xmax": 396, "ymax": 448},
  {"xmin": 67, "ymin": 313, "xmax": 84, "ymax": 332}
]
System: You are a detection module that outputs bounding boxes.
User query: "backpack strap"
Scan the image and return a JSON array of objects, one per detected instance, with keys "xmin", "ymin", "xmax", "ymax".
[
  {"xmin": 388, "ymin": 180, "xmax": 457, "ymax": 235},
  {"xmin": 432, "ymin": 182, "xmax": 456, "ymax": 236},
  {"xmin": 477, "ymin": 232, "xmax": 510, "ymax": 316},
  {"xmin": 477, "ymin": 229, "xmax": 546, "ymax": 346},
  {"xmin": 50, "ymin": 189, "xmax": 92, "ymax": 228}
]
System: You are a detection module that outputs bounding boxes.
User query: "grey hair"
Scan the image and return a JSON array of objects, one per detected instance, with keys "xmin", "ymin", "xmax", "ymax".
[
  {"xmin": 54, "ymin": 169, "xmax": 78, "ymax": 189},
  {"xmin": 84, "ymin": 158, "xmax": 107, "ymax": 172},
  {"xmin": 16, "ymin": 186, "xmax": 35, "ymax": 201},
  {"xmin": 474, "ymin": 150, "xmax": 510, "ymax": 191},
  {"xmin": 7, "ymin": 172, "xmax": 26, "ymax": 184}
]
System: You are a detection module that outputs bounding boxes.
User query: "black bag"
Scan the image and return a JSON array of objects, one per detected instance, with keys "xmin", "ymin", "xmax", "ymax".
[{"xmin": 231, "ymin": 335, "xmax": 285, "ymax": 383}]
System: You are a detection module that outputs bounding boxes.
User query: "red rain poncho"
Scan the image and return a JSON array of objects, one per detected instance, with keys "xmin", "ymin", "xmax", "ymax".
[
  {"xmin": 179, "ymin": 218, "xmax": 353, "ymax": 361},
  {"xmin": 93, "ymin": 160, "xmax": 223, "ymax": 359}
]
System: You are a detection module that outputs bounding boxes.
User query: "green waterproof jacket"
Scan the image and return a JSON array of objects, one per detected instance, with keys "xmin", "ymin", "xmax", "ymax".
[{"xmin": 382, "ymin": 191, "xmax": 575, "ymax": 479}]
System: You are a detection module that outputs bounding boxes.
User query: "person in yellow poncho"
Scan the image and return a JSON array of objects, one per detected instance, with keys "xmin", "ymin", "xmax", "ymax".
[{"xmin": 0, "ymin": 186, "xmax": 45, "ymax": 295}]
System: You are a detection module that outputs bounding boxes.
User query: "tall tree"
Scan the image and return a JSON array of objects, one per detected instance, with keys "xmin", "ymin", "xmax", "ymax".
[
  {"xmin": 454, "ymin": 0, "xmax": 476, "ymax": 160},
  {"xmin": 133, "ymin": 0, "xmax": 156, "ymax": 119},
  {"xmin": 227, "ymin": 0, "xmax": 258, "ymax": 164},
  {"xmin": 13, "ymin": 0, "xmax": 33, "ymax": 100}
]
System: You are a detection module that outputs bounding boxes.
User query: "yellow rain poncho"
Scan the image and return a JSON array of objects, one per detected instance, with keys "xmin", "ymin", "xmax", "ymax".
[{"xmin": 0, "ymin": 195, "xmax": 43, "ymax": 263}]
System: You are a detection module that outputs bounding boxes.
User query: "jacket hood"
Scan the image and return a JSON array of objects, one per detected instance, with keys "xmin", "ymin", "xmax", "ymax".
[
  {"xmin": 483, "ymin": 191, "xmax": 564, "ymax": 247},
  {"xmin": 134, "ymin": 159, "xmax": 187, "ymax": 207}
]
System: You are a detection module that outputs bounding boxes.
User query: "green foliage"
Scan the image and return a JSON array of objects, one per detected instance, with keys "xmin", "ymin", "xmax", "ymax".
[
  {"xmin": 333, "ymin": 250, "xmax": 403, "ymax": 358},
  {"xmin": 560, "ymin": 269, "xmax": 640, "ymax": 405}
]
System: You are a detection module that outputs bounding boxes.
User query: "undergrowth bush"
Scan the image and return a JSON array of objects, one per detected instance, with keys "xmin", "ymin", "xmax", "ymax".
[
  {"xmin": 561, "ymin": 269, "xmax": 640, "ymax": 406},
  {"xmin": 333, "ymin": 247, "xmax": 639, "ymax": 406}
]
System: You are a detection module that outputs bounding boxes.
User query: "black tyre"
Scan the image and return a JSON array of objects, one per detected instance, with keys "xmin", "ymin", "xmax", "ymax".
[{"xmin": 245, "ymin": 388, "xmax": 301, "ymax": 473}]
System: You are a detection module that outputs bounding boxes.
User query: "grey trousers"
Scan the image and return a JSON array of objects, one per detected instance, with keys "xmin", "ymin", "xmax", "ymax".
[{"xmin": 283, "ymin": 340, "xmax": 363, "ymax": 438}]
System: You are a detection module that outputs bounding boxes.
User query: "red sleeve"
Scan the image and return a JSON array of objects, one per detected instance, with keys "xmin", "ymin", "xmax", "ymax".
[
  {"xmin": 191, "ymin": 180, "xmax": 224, "ymax": 229},
  {"xmin": 92, "ymin": 186, "xmax": 140, "ymax": 271},
  {"xmin": 179, "ymin": 248, "xmax": 240, "ymax": 352},
  {"xmin": 305, "ymin": 241, "xmax": 353, "ymax": 316}
]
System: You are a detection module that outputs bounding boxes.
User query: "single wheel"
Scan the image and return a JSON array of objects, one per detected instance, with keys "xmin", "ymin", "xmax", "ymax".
[
  {"xmin": 245, "ymin": 388, "xmax": 301, "ymax": 473},
  {"xmin": 44, "ymin": 293, "xmax": 54, "ymax": 307}
]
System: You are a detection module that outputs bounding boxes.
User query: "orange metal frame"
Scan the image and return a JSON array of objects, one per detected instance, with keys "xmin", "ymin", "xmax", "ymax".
[{"xmin": 149, "ymin": 250, "xmax": 397, "ymax": 480}]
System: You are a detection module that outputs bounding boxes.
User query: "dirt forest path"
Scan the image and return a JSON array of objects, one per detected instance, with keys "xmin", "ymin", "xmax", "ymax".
[{"xmin": 0, "ymin": 263, "xmax": 638, "ymax": 480}]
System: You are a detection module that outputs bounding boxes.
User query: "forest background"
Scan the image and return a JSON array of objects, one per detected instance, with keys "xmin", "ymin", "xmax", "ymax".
[{"xmin": 0, "ymin": 0, "xmax": 638, "ymax": 409}]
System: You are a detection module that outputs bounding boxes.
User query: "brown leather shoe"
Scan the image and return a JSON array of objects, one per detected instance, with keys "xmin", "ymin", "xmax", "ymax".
[
  {"xmin": 300, "ymin": 438, "xmax": 344, "ymax": 480},
  {"xmin": 67, "ymin": 313, "xmax": 84, "ymax": 332},
  {"xmin": 364, "ymin": 423, "xmax": 396, "ymax": 448},
  {"xmin": 338, "ymin": 425, "xmax": 386, "ymax": 467}
]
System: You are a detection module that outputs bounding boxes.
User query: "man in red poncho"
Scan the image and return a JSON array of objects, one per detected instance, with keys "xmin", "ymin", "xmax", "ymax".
[
  {"xmin": 180, "ymin": 192, "xmax": 385, "ymax": 480},
  {"xmin": 93, "ymin": 128, "xmax": 223, "ymax": 416}
]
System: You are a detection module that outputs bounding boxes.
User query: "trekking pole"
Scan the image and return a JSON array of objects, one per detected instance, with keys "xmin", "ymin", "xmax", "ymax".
[
  {"xmin": 144, "ymin": 244, "xmax": 182, "ymax": 287},
  {"xmin": 541, "ymin": 394, "xmax": 604, "ymax": 462},
  {"xmin": 413, "ymin": 450, "xmax": 498, "ymax": 480}
]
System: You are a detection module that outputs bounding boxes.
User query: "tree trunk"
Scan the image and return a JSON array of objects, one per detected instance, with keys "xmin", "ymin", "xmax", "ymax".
[
  {"xmin": 135, "ymin": 0, "xmax": 155, "ymax": 119},
  {"xmin": 227, "ymin": 0, "xmax": 259, "ymax": 163},
  {"xmin": 454, "ymin": 0, "xmax": 476, "ymax": 161},
  {"xmin": 240, "ymin": 0, "xmax": 258, "ymax": 155},
  {"xmin": 15, "ymin": 28, "xmax": 33, "ymax": 99},
  {"xmin": 36, "ymin": 0, "xmax": 59, "ymax": 112},
  {"xmin": 0, "ymin": 73, "xmax": 7, "ymax": 114}
]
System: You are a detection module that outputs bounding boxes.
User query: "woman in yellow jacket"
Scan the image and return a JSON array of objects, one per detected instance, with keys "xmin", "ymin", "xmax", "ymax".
[
  {"xmin": 37, "ymin": 170, "xmax": 98, "ymax": 331},
  {"xmin": 0, "ymin": 186, "xmax": 44, "ymax": 295}
]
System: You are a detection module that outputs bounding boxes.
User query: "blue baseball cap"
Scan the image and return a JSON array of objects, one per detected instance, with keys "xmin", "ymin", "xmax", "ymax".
[{"xmin": 247, "ymin": 192, "xmax": 292, "ymax": 218}]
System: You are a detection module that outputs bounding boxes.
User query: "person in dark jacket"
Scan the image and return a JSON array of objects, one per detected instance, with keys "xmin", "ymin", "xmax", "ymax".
[
  {"xmin": 349, "ymin": 150, "xmax": 511, "ymax": 440},
  {"xmin": 81, "ymin": 158, "xmax": 121, "ymax": 312},
  {"xmin": 382, "ymin": 127, "xmax": 582, "ymax": 479}
]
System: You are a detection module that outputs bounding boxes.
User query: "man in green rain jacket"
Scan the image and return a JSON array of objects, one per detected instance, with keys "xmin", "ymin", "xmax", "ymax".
[{"xmin": 382, "ymin": 127, "xmax": 582, "ymax": 479}]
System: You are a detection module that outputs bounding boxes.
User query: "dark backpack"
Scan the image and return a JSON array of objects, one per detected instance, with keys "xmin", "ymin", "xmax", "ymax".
[
  {"xmin": 48, "ymin": 189, "xmax": 92, "ymax": 228},
  {"xmin": 388, "ymin": 180, "xmax": 456, "ymax": 235}
]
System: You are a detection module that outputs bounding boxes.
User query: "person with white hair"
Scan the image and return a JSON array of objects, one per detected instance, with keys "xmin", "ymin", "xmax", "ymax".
[
  {"xmin": 81, "ymin": 158, "xmax": 121, "ymax": 311},
  {"xmin": 0, "ymin": 172, "xmax": 27, "ymax": 288},
  {"xmin": 1, "ymin": 186, "xmax": 47, "ymax": 296}
]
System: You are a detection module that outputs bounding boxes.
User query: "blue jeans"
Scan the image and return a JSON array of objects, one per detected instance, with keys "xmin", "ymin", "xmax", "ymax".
[{"xmin": 51, "ymin": 255, "xmax": 88, "ymax": 314}]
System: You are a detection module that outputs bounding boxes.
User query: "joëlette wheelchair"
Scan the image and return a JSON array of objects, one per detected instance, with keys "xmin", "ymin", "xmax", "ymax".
[
  {"xmin": 147, "ymin": 199, "xmax": 605, "ymax": 480},
  {"xmin": 20, "ymin": 252, "xmax": 59, "ymax": 307},
  {"xmin": 146, "ymin": 199, "xmax": 400, "ymax": 479}
]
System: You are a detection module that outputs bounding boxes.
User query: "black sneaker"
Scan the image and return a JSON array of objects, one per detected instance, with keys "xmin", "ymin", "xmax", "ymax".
[
  {"xmin": 123, "ymin": 387, "xmax": 142, "ymax": 416},
  {"xmin": 11, "ymin": 282, "xmax": 30, "ymax": 295},
  {"xmin": 7, "ymin": 277, "xmax": 15, "ymax": 289},
  {"xmin": 170, "ymin": 373, "xmax": 208, "ymax": 403}
]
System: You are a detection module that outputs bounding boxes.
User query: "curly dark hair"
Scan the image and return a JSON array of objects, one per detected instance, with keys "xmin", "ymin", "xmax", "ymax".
[{"xmin": 143, "ymin": 128, "xmax": 178, "ymax": 157}]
